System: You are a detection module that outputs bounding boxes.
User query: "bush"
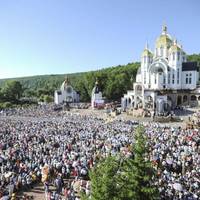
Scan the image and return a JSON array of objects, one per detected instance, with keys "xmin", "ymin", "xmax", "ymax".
[
  {"xmin": 43, "ymin": 95, "xmax": 53, "ymax": 103},
  {"xmin": 0, "ymin": 102, "xmax": 13, "ymax": 109}
]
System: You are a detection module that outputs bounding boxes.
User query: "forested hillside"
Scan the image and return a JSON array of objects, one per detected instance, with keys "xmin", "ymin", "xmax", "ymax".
[
  {"xmin": 0, "ymin": 53, "xmax": 199, "ymax": 103},
  {"xmin": 187, "ymin": 53, "xmax": 200, "ymax": 63},
  {"xmin": 0, "ymin": 62, "xmax": 140, "ymax": 102}
]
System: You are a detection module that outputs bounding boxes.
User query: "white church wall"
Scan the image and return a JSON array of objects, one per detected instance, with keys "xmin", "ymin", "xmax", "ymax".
[
  {"xmin": 136, "ymin": 74, "xmax": 141, "ymax": 82},
  {"xmin": 181, "ymin": 71, "xmax": 197, "ymax": 89},
  {"xmin": 54, "ymin": 91, "xmax": 64, "ymax": 104}
]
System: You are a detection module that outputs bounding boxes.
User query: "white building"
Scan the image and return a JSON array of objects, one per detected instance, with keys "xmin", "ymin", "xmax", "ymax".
[
  {"xmin": 54, "ymin": 77, "xmax": 80, "ymax": 104},
  {"xmin": 122, "ymin": 25, "xmax": 199, "ymax": 114},
  {"xmin": 91, "ymin": 79, "xmax": 105, "ymax": 108}
]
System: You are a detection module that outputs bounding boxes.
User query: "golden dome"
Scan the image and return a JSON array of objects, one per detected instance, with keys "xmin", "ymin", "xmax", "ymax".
[
  {"xmin": 156, "ymin": 34, "xmax": 172, "ymax": 48},
  {"xmin": 156, "ymin": 24, "xmax": 172, "ymax": 48}
]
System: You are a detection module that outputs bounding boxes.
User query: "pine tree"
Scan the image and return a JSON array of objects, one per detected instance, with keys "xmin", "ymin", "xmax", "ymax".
[
  {"xmin": 84, "ymin": 156, "xmax": 121, "ymax": 200},
  {"xmin": 119, "ymin": 125, "xmax": 158, "ymax": 200},
  {"xmin": 82, "ymin": 126, "xmax": 158, "ymax": 200}
]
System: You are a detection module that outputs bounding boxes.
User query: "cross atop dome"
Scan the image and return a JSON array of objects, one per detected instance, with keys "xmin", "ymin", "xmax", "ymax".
[
  {"xmin": 173, "ymin": 38, "xmax": 178, "ymax": 45},
  {"xmin": 162, "ymin": 23, "xmax": 167, "ymax": 35}
]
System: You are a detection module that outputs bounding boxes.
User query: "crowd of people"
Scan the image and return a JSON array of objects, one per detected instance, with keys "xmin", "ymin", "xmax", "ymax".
[
  {"xmin": 146, "ymin": 123, "xmax": 200, "ymax": 199},
  {"xmin": 0, "ymin": 105, "xmax": 199, "ymax": 199}
]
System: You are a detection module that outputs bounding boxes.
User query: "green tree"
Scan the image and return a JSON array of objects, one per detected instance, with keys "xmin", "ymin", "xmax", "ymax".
[
  {"xmin": 119, "ymin": 126, "xmax": 158, "ymax": 200},
  {"xmin": 187, "ymin": 53, "xmax": 200, "ymax": 63},
  {"xmin": 36, "ymin": 88, "xmax": 52, "ymax": 97},
  {"xmin": 23, "ymin": 88, "xmax": 37, "ymax": 97},
  {"xmin": 0, "ymin": 89, "xmax": 4, "ymax": 102},
  {"xmin": 74, "ymin": 79, "xmax": 90, "ymax": 102},
  {"xmin": 2, "ymin": 80, "xmax": 23, "ymax": 102},
  {"xmin": 43, "ymin": 95, "xmax": 53, "ymax": 103},
  {"xmin": 105, "ymin": 73, "xmax": 129, "ymax": 101},
  {"xmin": 86, "ymin": 156, "xmax": 120, "ymax": 200}
]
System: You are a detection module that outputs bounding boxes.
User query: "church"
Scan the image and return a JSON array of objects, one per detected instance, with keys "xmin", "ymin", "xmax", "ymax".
[
  {"xmin": 91, "ymin": 78, "xmax": 105, "ymax": 108},
  {"xmin": 54, "ymin": 77, "xmax": 80, "ymax": 104},
  {"xmin": 122, "ymin": 25, "xmax": 199, "ymax": 114}
]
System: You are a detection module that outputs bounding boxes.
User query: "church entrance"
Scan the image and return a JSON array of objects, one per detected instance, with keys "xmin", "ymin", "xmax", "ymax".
[{"xmin": 146, "ymin": 95, "xmax": 154, "ymax": 109}]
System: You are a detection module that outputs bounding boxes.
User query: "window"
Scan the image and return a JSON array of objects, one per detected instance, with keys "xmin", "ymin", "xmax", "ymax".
[
  {"xmin": 177, "ymin": 69, "xmax": 179, "ymax": 84},
  {"xmin": 173, "ymin": 52, "xmax": 175, "ymax": 61},
  {"xmin": 163, "ymin": 75, "xmax": 166, "ymax": 84},
  {"xmin": 186, "ymin": 74, "xmax": 188, "ymax": 84},
  {"xmin": 168, "ymin": 74, "xmax": 170, "ymax": 84},
  {"xmin": 144, "ymin": 71, "xmax": 146, "ymax": 84},
  {"xmin": 189, "ymin": 73, "xmax": 192, "ymax": 84},
  {"xmin": 177, "ymin": 52, "xmax": 180, "ymax": 60},
  {"xmin": 172, "ymin": 73, "xmax": 175, "ymax": 84},
  {"xmin": 155, "ymin": 75, "xmax": 157, "ymax": 84}
]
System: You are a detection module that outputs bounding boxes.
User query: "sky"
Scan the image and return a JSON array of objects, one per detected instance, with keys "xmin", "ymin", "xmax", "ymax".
[{"xmin": 0, "ymin": 0, "xmax": 199, "ymax": 79}]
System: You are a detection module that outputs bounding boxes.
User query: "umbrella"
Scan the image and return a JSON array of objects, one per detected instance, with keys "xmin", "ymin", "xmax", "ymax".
[
  {"xmin": 166, "ymin": 158, "xmax": 173, "ymax": 165},
  {"xmin": 173, "ymin": 183, "xmax": 183, "ymax": 191}
]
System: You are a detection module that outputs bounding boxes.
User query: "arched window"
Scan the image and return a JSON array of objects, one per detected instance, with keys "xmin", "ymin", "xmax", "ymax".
[
  {"xmin": 177, "ymin": 68, "xmax": 179, "ymax": 84},
  {"xmin": 191, "ymin": 95, "xmax": 197, "ymax": 101},
  {"xmin": 186, "ymin": 74, "xmax": 188, "ymax": 84},
  {"xmin": 172, "ymin": 73, "xmax": 175, "ymax": 84},
  {"xmin": 189, "ymin": 73, "xmax": 192, "ymax": 84},
  {"xmin": 168, "ymin": 73, "xmax": 170, "ymax": 84}
]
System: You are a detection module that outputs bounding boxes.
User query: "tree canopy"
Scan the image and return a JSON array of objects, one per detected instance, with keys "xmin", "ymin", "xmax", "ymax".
[
  {"xmin": 0, "ymin": 80, "xmax": 23, "ymax": 103},
  {"xmin": 0, "ymin": 62, "xmax": 140, "ymax": 102}
]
